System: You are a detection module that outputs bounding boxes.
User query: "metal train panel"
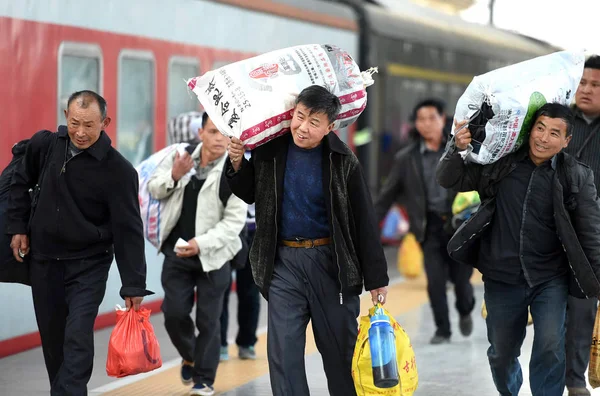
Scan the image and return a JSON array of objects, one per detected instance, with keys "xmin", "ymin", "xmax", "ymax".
[{"xmin": 0, "ymin": 0, "xmax": 358, "ymax": 350}]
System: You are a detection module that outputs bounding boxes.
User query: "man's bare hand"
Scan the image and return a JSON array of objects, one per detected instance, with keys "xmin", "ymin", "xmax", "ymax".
[
  {"xmin": 125, "ymin": 296, "xmax": 144, "ymax": 312},
  {"xmin": 176, "ymin": 239, "xmax": 200, "ymax": 258},
  {"xmin": 171, "ymin": 151, "xmax": 194, "ymax": 182},
  {"xmin": 228, "ymin": 137, "xmax": 246, "ymax": 172},
  {"xmin": 10, "ymin": 234, "xmax": 29, "ymax": 262},
  {"xmin": 370, "ymin": 286, "xmax": 388, "ymax": 305},
  {"xmin": 454, "ymin": 120, "xmax": 472, "ymax": 151}
]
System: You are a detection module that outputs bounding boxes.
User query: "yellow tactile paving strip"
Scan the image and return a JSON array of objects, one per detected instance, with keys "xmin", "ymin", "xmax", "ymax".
[{"xmin": 103, "ymin": 271, "xmax": 483, "ymax": 395}]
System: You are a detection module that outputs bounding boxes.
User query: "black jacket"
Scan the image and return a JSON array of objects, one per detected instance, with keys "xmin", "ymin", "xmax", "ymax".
[
  {"xmin": 374, "ymin": 141, "xmax": 456, "ymax": 242},
  {"xmin": 225, "ymin": 133, "xmax": 389, "ymax": 300},
  {"xmin": 436, "ymin": 140, "xmax": 600, "ymax": 298},
  {"xmin": 6, "ymin": 127, "xmax": 152, "ymax": 298}
]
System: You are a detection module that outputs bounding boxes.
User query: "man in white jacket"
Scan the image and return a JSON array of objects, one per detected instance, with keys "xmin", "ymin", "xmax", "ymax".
[{"xmin": 147, "ymin": 113, "xmax": 247, "ymax": 396}]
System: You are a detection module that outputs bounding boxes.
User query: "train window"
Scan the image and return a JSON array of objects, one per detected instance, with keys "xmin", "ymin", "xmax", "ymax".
[
  {"xmin": 432, "ymin": 82, "xmax": 446, "ymax": 97},
  {"xmin": 57, "ymin": 42, "xmax": 103, "ymax": 126},
  {"xmin": 428, "ymin": 48, "xmax": 440, "ymax": 64},
  {"xmin": 444, "ymin": 51, "xmax": 457, "ymax": 71},
  {"xmin": 212, "ymin": 60, "xmax": 232, "ymax": 70},
  {"xmin": 118, "ymin": 50, "xmax": 155, "ymax": 166},
  {"xmin": 168, "ymin": 57, "xmax": 200, "ymax": 120}
]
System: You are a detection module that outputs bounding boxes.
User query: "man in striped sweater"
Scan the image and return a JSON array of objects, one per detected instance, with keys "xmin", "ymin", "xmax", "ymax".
[{"xmin": 564, "ymin": 55, "xmax": 600, "ymax": 396}]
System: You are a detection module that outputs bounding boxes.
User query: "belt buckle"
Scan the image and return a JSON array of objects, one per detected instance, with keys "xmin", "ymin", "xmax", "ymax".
[{"xmin": 295, "ymin": 237, "xmax": 314, "ymax": 249}]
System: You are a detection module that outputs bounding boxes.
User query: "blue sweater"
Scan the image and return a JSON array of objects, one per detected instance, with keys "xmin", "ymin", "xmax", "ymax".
[{"xmin": 279, "ymin": 139, "xmax": 329, "ymax": 240}]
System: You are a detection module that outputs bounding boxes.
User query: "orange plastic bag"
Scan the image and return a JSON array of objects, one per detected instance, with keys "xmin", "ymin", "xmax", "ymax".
[{"xmin": 106, "ymin": 306, "xmax": 162, "ymax": 378}]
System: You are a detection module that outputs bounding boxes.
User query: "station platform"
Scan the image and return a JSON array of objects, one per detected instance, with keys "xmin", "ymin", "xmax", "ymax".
[{"xmin": 0, "ymin": 247, "xmax": 597, "ymax": 395}]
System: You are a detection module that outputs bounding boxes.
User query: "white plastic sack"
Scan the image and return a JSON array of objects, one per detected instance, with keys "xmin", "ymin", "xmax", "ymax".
[
  {"xmin": 186, "ymin": 44, "xmax": 376, "ymax": 149},
  {"xmin": 136, "ymin": 143, "xmax": 195, "ymax": 248},
  {"xmin": 452, "ymin": 50, "xmax": 585, "ymax": 164}
]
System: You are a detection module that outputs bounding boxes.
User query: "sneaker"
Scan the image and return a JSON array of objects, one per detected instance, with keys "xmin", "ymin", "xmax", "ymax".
[
  {"xmin": 568, "ymin": 387, "xmax": 591, "ymax": 396},
  {"xmin": 239, "ymin": 345, "xmax": 257, "ymax": 360},
  {"xmin": 220, "ymin": 346, "xmax": 229, "ymax": 361},
  {"xmin": 190, "ymin": 383, "xmax": 215, "ymax": 396},
  {"xmin": 181, "ymin": 360, "xmax": 194, "ymax": 385},
  {"xmin": 459, "ymin": 314, "xmax": 473, "ymax": 337},
  {"xmin": 430, "ymin": 334, "xmax": 450, "ymax": 345}
]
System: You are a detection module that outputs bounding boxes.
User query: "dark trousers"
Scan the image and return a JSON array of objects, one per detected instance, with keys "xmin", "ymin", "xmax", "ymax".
[
  {"xmin": 161, "ymin": 255, "xmax": 230, "ymax": 385},
  {"xmin": 423, "ymin": 212, "xmax": 474, "ymax": 337},
  {"xmin": 267, "ymin": 245, "xmax": 360, "ymax": 396},
  {"xmin": 485, "ymin": 276, "xmax": 568, "ymax": 396},
  {"xmin": 566, "ymin": 295, "xmax": 598, "ymax": 388},
  {"xmin": 220, "ymin": 231, "xmax": 260, "ymax": 348},
  {"xmin": 30, "ymin": 252, "xmax": 112, "ymax": 396}
]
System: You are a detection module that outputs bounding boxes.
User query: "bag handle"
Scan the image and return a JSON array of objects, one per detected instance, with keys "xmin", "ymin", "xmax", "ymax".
[{"xmin": 28, "ymin": 136, "xmax": 56, "ymax": 230}]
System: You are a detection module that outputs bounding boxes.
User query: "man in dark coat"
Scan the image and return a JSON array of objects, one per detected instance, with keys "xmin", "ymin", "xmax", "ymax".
[
  {"xmin": 437, "ymin": 103, "xmax": 600, "ymax": 395},
  {"xmin": 375, "ymin": 98, "xmax": 475, "ymax": 345},
  {"xmin": 226, "ymin": 85, "xmax": 389, "ymax": 396},
  {"xmin": 563, "ymin": 55, "xmax": 600, "ymax": 396},
  {"xmin": 6, "ymin": 90, "xmax": 152, "ymax": 396}
]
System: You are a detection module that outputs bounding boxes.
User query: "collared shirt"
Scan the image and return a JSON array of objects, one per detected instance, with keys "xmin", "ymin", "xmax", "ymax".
[
  {"xmin": 479, "ymin": 154, "xmax": 567, "ymax": 286},
  {"xmin": 66, "ymin": 139, "xmax": 83, "ymax": 160},
  {"xmin": 420, "ymin": 140, "xmax": 448, "ymax": 215},
  {"xmin": 194, "ymin": 152, "xmax": 219, "ymax": 181}
]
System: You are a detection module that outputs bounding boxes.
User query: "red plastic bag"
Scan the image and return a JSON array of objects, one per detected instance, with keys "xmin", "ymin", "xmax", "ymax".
[{"xmin": 106, "ymin": 306, "xmax": 162, "ymax": 378}]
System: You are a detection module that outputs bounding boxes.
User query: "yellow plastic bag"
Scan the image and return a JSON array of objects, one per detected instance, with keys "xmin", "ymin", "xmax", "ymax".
[
  {"xmin": 352, "ymin": 304, "xmax": 418, "ymax": 396},
  {"xmin": 588, "ymin": 305, "xmax": 600, "ymax": 388},
  {"xmin": 452, "ymin": 191, "xmax": 481, "ymax": 215},
  {"xmin": 481, "ymin": 299, "xmax": 533, "ymax": 326},
  {"xmin": 397, "ymin": 233, "xmax": 423, "ymax": 279}
]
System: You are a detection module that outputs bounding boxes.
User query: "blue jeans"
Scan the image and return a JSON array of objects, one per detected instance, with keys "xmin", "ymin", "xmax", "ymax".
[{"xmin": 484, "ymin": 276, "xmax": 568, "ymax": 396}]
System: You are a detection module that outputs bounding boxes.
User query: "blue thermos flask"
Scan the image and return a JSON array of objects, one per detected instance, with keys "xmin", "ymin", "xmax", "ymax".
[{"xmin": 368, "ymin": 306, "xmax": 399, "ymax": 388}]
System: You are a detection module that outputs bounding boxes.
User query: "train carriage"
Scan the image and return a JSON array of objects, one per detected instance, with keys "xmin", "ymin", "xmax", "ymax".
[{"xmin": 0, "ymin": 0, "xmax": 556, "ymax": 356}]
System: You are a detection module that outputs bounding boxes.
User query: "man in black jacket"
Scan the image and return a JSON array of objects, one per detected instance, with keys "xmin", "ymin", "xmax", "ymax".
[
  {"xmin": 226, "ymin": 85, "xmax": 389, "ymax": 396},
  {"xmin": 6, "ymin": 90, "xmax": 152, "ymax": 396},
  {"xmin": 437, "ymin": 103, "xmax": 600, "ymax": 395},
  {"xmin": 563, "ymin": 55, "xmax": 600, "ymax": 396},
  {"xmin": 375, "ymin": 98, "xmax": 475, "ymax": 344}
]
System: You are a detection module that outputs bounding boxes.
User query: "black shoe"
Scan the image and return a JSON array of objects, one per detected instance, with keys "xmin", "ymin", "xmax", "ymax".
[
  {"xmin": 181, "ymin": 360, "xmax": 194, "ymax": 385},
  {"xmin": 567, "ymin": 387, "xmax": 591, "ymax": 396},
  {"xmin": 459, "ymin": 315, "xmax": 473, "ymax": 337},
  {"xmin": 430, "ymin": 334, "xmax": 450, "ymax": 344}
]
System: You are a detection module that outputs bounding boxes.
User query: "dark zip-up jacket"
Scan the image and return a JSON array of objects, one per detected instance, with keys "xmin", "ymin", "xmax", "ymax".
[
  {"xmin": 374, "ymin": 141, "xmax": 456, "ymax": 242},
  {"xmin": 225, "ymin": 133, "xmax": 389, "ymax": 301},
  {"xmin": 436, "ymin": 140, "xmax": 600, "ymax": 298},
  {"xmin": 564, "ymin": 109, "xmax": 600, "ymax": 191},
  {"xmin": 6, "ymin": 127, "xmax": 152, "ymax": 298}
]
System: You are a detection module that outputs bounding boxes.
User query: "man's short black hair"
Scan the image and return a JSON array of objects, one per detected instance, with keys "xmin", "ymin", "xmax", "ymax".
[
  {"xmin": 67, "ymin": 90, "xmax": 107, "ymax": 120},
  {"xmin": 585, "ymin": 55, "xmax": 600, "ymax": 70},
  {"xmin": 411, "ymin": 98, "xmax": 445, "ymax": 122},
  {"xmin": 295, "ymin": 85, "xmax": 341, "ymax": 124},
  {"xmin": 202, "ymin": 111, "xmax": 210, "ymax": 129},
  {"xmin": 533, "ymin": 103, "xmax": 575, "ymax": 137}
]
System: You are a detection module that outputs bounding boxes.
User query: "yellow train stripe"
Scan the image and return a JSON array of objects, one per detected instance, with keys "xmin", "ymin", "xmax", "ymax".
[{"xmin": 386, "ymin": 63, "xmax": 474, "ymax": 85}]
